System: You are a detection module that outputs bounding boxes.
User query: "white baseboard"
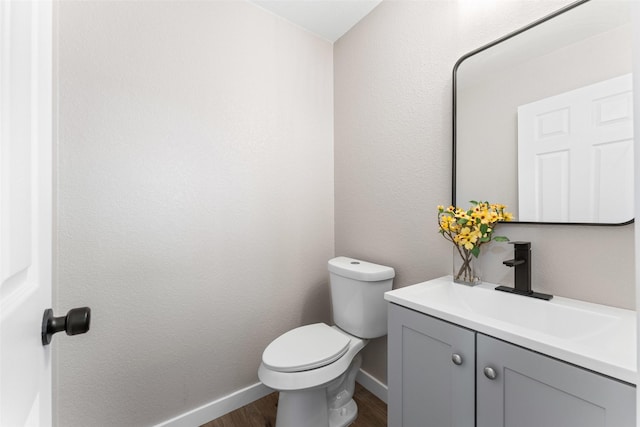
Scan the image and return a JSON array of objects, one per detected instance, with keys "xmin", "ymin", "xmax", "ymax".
[
  {"xmin": 356, "ymin": 368, "xmax": 388, "ymax": 404},
  {"xmin": 155, "ymin": 368, "xmax": 387, "ymax": 427},
  {"xmin": 154, "ymin": 382, "xmax": 272, "ymax": 427}
]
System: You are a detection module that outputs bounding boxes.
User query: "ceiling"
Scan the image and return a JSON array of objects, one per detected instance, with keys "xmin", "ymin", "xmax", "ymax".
[{"xmin": 249, "ymin": 0, "xmax": 382, "ymax": 43}]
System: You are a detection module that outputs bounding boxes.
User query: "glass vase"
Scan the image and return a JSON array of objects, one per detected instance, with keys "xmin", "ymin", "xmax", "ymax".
[{"xmin": 453, "ymin": 247, "xmax": 481, "ymax": 286}]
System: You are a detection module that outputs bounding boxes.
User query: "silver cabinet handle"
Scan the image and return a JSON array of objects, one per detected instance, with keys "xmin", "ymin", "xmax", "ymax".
[
  {"xmin": 451, "ymin": 353, "xmax": 463, "ymax": 366},
  {"xmin": 483, "ymin": 366, "xmax": 497, "ymax": 380}
]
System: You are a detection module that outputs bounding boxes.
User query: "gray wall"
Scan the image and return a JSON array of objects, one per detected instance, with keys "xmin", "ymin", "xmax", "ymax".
[
  {"xmin": 334, "ymin": 0, "xmax": 634, "ymax": 384},
  {"xmin": 54, "ymin": 1, "xmax": 334, "ymax": 425}
]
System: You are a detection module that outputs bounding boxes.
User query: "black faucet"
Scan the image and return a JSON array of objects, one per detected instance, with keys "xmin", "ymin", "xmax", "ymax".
[{"xmin": 495, "ymin": 241, "xmax": 553, "ymax": 300}]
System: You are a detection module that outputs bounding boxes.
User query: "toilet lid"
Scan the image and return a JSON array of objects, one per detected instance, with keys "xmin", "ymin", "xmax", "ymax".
[{"xmin": 262, "ymin": 323, "xmax": 351, "ymax": 373}]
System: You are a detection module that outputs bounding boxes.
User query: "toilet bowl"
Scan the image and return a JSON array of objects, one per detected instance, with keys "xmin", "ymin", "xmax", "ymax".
[
  {"xmin": 258, "ymin": 257, "xmax": 395, "ymax": 427},
  {"xmin": 258, "ymin": 324, "xmax": 366, "ymax": 427}
]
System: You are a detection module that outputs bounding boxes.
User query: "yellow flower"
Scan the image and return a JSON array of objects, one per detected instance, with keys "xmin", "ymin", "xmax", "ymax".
[
  {"xmin": 440, "ymin": 216, "xmax": 452, "ymax": 230},
  {"xmin": 437, "ymin": 201, "xmax": 512, "ymax": 253},
  {"xmin": 454, "ymin": 226, "xmax": 481, "ymax": 250},
  {"xmin": 456, "ymin": 211, "xmax": 469, "ymax": 220},
  {"xmin": 478, "ymin": 211, "xmax": 491, "ymax": 224}
]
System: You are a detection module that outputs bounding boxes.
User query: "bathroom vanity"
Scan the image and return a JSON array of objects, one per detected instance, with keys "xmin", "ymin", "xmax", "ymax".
[{"xmin": 385, "ymin": 277, "xmax": 636, "ymax": 427}]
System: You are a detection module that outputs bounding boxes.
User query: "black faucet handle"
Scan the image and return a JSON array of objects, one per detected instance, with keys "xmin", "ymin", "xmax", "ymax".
[
  {"xmin": 510, "ymin": 242, "xmax": 531, "ymax": 261},
  {"xmin": 497, "ymin": 240, "xmax": 553, "ymax": 300}
]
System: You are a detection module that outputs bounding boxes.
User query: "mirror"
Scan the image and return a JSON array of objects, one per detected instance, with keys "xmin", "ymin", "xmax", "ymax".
[{"xmin": 453, "ymin": 0, "xmax": 633, "ymax": 225}]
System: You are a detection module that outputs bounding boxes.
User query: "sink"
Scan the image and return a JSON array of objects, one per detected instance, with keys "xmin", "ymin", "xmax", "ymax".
[
  {"xmin": 384, "ymin": 276, "xmax": 636, "ymax": 384},
  {"xmin": 419, "ymin": 280, "xmax": 619, "ymax": 341}
]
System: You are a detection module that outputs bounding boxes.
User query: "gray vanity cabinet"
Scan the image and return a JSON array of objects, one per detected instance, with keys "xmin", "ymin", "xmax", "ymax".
[
  {"xmin": 387, "ymin": 303, "xmax": 475, "ymax": 427},
  {"xmin": 476, "ymin": 334, "xmax": 635, "ymax": 427},
  {"xmin": 388, "ymin": 303, "xmax": 636, "ymax": 427}
]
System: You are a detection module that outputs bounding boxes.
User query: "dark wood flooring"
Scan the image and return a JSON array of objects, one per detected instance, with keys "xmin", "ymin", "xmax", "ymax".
[{"xmin": 201, "ymin": 382, "xmax": 387, "ymax": 427}]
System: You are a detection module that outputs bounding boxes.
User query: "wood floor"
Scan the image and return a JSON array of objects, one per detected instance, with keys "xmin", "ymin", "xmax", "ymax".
[{"xmin": 201, "ymin": 382, "xmax": 387, "ymax": 427}]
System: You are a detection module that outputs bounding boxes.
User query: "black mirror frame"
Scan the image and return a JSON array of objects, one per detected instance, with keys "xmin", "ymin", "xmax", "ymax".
[{"xmin": 452, "ymin": 0, "xmax": 633, "ymax": 227}]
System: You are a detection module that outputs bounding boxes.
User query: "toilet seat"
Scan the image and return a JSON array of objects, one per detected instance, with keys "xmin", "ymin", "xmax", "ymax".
[{"xmin": 262, "ymin": 323, "xmax": 350, "ymax": 373}]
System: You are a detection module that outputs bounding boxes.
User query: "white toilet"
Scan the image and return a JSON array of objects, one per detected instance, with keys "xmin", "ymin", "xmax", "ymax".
[{"xmin": 258, "ymin": 256, "xmax": 395, "ymax": 427}]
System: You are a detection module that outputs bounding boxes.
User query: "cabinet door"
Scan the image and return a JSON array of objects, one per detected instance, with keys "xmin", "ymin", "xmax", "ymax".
[
  {"xmin": 388, "ymin": 303, "xmax": 475, "ymax": 427},
  {"xmin": 477, "ymin": 334, "xmax": 635, "ymax": 427}
]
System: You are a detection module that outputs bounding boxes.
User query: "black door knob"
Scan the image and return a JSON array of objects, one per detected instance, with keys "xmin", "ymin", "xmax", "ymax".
[{"xmin": 42, "ymin": 307, "xmax": 91, "ymax": 345}]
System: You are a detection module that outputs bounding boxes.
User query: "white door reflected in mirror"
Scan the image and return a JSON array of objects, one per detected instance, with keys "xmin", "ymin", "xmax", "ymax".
[{"xmin": 517, "ymin": 74, "xmax": 633, "ymax": 223}]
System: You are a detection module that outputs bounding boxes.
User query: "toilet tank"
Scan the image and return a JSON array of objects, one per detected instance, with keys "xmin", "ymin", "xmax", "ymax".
[{"xmin": 328, "ymin": 257, "xmax": 395, "ymax": 339}]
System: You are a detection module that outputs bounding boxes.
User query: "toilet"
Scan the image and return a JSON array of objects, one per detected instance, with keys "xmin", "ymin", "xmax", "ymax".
[{"xmin": 258, "ymin": 256, "xmax": 395, "ymax": 427}]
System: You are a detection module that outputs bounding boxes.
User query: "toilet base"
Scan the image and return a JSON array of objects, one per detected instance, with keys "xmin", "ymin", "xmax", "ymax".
[
  {"xmin": 275, "ymin": 392, "xmax": 358, "ymax": 427},
  {"xmin": 275, "ymin": 389, "xmax": 329, "ymax": 427},
  {"xmin": 273, "ymin": 355, "xmax": 362, "ymax": 427},
  {"xmin": 329, "ymin": 398, "xmax": 357, "ymax": 427}
]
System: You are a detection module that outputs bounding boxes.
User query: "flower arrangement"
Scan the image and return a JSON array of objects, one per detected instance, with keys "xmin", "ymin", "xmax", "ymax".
[{"xmin": 438, "ymin": 201, "xmax": 513, "ymax": 284}]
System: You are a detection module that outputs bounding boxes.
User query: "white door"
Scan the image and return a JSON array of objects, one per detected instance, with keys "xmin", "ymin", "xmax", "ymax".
[
  {"xmin": 518, "ymin": 74, "xmax": 634, "ymax": 223},
  {"xmin": 1, "ymin": 1, "xmax": 53, "ymax": 426}
]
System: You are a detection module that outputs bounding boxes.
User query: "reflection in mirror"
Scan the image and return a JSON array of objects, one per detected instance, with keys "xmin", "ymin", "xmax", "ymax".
[{"xmin": 454, "ymin": 0, "xmax": 633, "ymax": 224}]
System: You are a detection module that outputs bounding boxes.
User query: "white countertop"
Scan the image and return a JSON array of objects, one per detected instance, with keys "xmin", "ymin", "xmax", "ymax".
[{"xmin": 385, "ymin": 276, "xmax": 637, "ymax": 385}]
